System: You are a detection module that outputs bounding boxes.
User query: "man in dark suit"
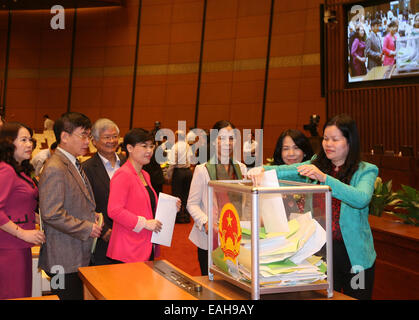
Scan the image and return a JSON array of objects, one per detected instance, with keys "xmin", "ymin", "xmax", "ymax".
[
  {"xmin": 82, "ymin": 118, "xmax": 125, "ymax": 266},
  {"xmin": 366, "ymin": 19, "xmax": 383, "ymax": 70},
  {"xmin": 38, "ymin": 112, "xmax": 102, "ymax": 300}
]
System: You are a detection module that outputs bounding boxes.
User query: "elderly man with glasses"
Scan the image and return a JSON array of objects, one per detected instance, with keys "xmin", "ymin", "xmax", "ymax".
[{"xmin": 82, "ymin": 118, "xmax": 126, "ymax": 266}]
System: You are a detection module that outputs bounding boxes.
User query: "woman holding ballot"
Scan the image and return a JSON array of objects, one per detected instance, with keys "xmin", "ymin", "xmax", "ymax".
[
  {"xmin": 107, "ymin": 128, "xmax": 180, "ymax": 263},
  {"xmin": 247, "ymin": 114, "xmax": 378, "ymax": 300},
  {"xmin": 187, "ymin": 120, "xmax": 247, "ymax": 276}
]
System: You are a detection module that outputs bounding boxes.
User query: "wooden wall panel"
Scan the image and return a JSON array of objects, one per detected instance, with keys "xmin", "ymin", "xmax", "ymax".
[
  {"xmin": 133, "ymin": 0, "xmax": 203, "ymax": 132},
  {"xmin": 264, "ymin": 0, "xmax": 326, "ymax": 161},
  {"xmin": 1, "ymin": 0, "xmax": 327, "ymax": 162},
  {"xmin": 5, "ymin": 10, "xmax": 72, "ymax": 131},
  {"xmin": 0, "ymin": 11, "xmax": 9, "ymax": 112},
  {"xmin": 71, "ymin": 5, "xmax": 138, "ymax": 135}
]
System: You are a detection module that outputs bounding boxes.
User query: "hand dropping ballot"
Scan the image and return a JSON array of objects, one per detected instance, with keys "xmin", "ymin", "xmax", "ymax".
[
  {"xmin": 151, "ymin": 193, "xmax": 178, "ymax": 247},
  {"xmin": 259, "ymin": 169, "xmax": 289, "ymax": 233}
]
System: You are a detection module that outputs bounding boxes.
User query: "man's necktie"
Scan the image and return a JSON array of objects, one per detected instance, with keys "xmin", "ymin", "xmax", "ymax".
[{"xmin": 76, "ymin": 159, "xmax": 90, "ymax": 188}]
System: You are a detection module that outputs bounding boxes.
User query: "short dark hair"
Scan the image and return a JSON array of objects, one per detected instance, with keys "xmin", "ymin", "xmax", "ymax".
[
  {"xmin": 123, "ymin": 128, "xmax": 154, "ymax": 151},
  {"xmin": 273, "ymin": 129, "xmax": 314, "ymax": 165},
  {"xmin": 50, "ymin": 141, "xmax": 58, "ymax": 150},
  {"xmin": 54, "ymin": 112, "xmax": 91, "ymax": 144}
]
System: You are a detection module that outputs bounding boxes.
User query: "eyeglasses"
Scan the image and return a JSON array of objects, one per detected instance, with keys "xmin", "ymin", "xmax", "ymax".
[{"xmin": 72, "ymin": 132, "xmax": 92, "ymax": 141}]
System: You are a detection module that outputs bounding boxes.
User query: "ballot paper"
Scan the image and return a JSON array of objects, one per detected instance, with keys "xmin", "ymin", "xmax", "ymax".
[
  {"xmin": 236, "ymin": 213, "xmax": 328, "ymax": 288},
  {"xmin": 289, "ymin": 218, "xmax": 326, "ymax": 264},
  {"xmin": 91, "ymin": 213, "xmax": 103, "ymax": 254},
  {"xmin": 151, "ymin": 193, "xmax": 178, "ymax": 247},
  {"xmin": 259, "ymin": 170, "xmax": 289, "ymax": 233}
]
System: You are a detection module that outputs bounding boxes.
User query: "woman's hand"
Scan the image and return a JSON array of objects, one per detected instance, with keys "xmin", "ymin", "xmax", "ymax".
[
  {"xmin": 145, "ymin": 219, "xmax": 162, "ymax": 233},
  {"xmin": 246, "ymin": 166, "xmax": 265, "ymax": 186},
  {"xmin": 18, "ymin": 229, "xmax": 45, "ymax": 245},
  {"xmin": 175, "ymin": 198, "xmax": 182, "ymax": 212},
  {"xmin": 102, "ymin": 229, "xmax": 112, "ymax": 242},
  {"xmin": 297, "ymin": 164, "xmax": 326, "ymax": 182}
]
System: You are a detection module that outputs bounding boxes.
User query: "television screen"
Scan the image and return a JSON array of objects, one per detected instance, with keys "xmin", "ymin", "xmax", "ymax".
[{"xmin": 345, "ymin": 0, "xmax": 419, "ymax": 85}]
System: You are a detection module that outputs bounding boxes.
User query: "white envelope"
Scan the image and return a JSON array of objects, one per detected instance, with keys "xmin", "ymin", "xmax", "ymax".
[{"xmin": 151, "ymin": 193, "xmax": 178, "ymax": 247}]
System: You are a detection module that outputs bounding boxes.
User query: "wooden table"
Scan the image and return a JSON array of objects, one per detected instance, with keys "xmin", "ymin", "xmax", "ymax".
[
  {"xmin": 79, "ymin": 260, "xmax": 197, "ymax": 300},
  {"xmin": 369, "ymin": 215, "xmax": 419, "ymax": 299},
  {"xmin": 79, "ymin": 259, "xmax": 353, "ymax": 300},
  {"xmin": 11, "ymin": 295, "xmax": 59, "ymax": 300},
  {"xmin": 194, "ymin": 275, "xmax": 354, "ymax": 300}
]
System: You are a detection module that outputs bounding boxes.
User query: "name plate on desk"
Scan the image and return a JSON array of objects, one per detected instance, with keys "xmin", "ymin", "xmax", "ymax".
[{"xmin": 150, "ymin": 260, "xmax": 225, "ymax": 300}]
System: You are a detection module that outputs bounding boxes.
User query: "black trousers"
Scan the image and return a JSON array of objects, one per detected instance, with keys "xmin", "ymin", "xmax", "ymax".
[
  {"xmin": 90, "ymin": 238, "xmax": 116, "ymax": 266},
  {"xmin": 172, "ymin": 168, "xmax": 192, "ymax": 218},
  {"xmin": 197, "ymin": 247, "xmax": 208, "ymax": 276},
  {"xmin": 45, "ymin": 271, "xmax": 84, "ymax": 300},
  {"xmin": 333, "ymin": 240, "xmax": 375, "ymax": 300}
]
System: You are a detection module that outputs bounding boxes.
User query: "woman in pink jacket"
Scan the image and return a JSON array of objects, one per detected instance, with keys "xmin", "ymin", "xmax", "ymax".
[
  {"xmin": 0, "ymin": 122, "xmax": 45, "ymax": 299},
  {"xmin": 383, "ymin": 21, "xmax": 398, "ymax": 66},
  {"xmin": 107, "ymin": 128, "xmax": 180, "ymax": 263}
]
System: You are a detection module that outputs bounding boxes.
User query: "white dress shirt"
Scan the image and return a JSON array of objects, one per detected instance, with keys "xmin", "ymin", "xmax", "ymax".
[{"xmin": 97, "ymin": 152, "xmax": 121, "ymax": 180}]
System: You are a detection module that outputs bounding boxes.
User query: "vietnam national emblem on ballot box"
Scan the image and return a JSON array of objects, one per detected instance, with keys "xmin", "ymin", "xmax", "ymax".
[{"xmin": 207, "ymin": 171, "xmax": 333, "ymax": 300}]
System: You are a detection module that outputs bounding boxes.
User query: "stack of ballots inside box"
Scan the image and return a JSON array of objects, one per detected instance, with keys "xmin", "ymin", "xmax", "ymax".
[{"xmin": 238, "ymin": 212, "xmax": 327, "ymax": 287}]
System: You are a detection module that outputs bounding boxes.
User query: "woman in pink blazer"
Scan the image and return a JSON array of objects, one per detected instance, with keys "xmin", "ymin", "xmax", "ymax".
[
  {"xmin": 0, "ymin": 122, "xmax": 45, "ymax": 299},
  {"xmin": 383, "ymin": 21, "xmax": 398, "ymax": 66},
  {"xmin": 107, "ymin": 128, "xmax": 179, "ymax": 263}
]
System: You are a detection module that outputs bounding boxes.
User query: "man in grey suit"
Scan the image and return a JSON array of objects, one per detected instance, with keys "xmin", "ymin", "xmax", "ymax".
[
  {"xmin": 38, "ymin": 112, "xmax": 102, "ymax": 300},
  {"xmin": 366, "ymin": 19, "xmax": 383, "ymax": 71}
]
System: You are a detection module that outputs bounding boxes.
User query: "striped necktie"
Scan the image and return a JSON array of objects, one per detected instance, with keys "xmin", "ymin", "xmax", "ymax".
[{"xmin": 75, "ymin": 159, "xmax": 90, "ymax": 188}]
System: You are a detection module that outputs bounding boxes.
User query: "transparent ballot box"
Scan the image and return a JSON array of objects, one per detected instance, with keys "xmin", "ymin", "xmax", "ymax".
[{"xmin": 207, "ymin": 179, "xmax": 333, "ymax": 300}]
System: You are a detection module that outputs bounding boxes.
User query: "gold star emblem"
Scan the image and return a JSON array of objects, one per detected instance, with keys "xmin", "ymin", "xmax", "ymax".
[{"xmin": 227, "ymin": 213, "xmax": 232, "ymax": 226}]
